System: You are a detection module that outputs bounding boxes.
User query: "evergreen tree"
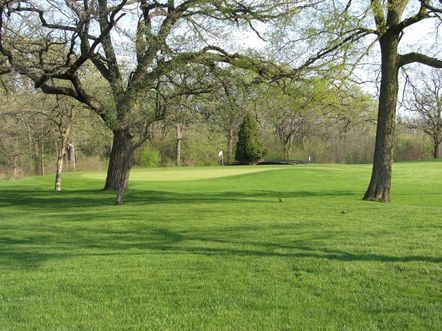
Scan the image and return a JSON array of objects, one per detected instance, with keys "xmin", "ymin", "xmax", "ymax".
[{"xmin": 235, "ymin": 114, "xmax": 266, "ymax": 164}]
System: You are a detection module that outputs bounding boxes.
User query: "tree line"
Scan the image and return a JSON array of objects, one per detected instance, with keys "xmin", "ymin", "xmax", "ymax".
[
  {"xmin": 1, "ymin": 0, "xmax": 441, "ymax": 204},
  {"xmin": 1, "ymin": 70, "xmax": 437, "ymax": 178}
]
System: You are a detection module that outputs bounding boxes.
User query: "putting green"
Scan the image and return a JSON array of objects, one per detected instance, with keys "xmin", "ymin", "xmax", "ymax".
[{"xmin": 81, "ymin": 166, "xmax": 286, "ymax": 182}]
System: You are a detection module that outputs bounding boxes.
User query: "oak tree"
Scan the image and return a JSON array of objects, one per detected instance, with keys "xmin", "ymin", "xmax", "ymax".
[{"xmin": 0, "ymin": 0, "xmax": 308, "ymax": 204}]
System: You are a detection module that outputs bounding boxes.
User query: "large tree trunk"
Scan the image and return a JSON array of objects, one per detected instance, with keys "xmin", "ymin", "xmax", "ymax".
[
  {"xmin": 176, "ymin": 123, "xmax": 183, "ymax": 167},
  {"xmin": 104, "ymin": 128, "xmax": 134, "ymax": 204},
  {"xmin": 364, "ymin": 36, "xmax": 400, "ymax": 202}
]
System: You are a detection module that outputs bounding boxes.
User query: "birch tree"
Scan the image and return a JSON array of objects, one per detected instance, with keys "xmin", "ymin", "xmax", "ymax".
[{"xmin": 45, "ymin": 96, "xmax": 76, "ymax": 191}]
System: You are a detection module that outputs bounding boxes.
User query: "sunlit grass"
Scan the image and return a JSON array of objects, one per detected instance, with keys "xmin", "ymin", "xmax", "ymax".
[
  {"xmin": 0, "ymin": 162, "xmax": 441, "ymax": 330},
  {"xmin": 82, "ymin": 165, "xmax": 284, "ymax": 181}
]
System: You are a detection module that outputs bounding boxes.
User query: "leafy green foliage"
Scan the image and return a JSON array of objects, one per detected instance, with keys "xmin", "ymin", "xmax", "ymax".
[
  {"xmin": 182, "ymin": 126, "xmax": 224, "ymax": 166},
  {"xmin": 138, "ymin": 144, "xmax": 161, "ymax": 168},
  {"xmin": 235, "ymin": 114, "xmax": 266, "ymax": 164}
]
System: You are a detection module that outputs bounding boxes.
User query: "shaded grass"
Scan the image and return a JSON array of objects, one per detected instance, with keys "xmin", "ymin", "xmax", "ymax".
[{"xmin": 0, "ymin": 162, "xmax": 441, "ymax": 330}]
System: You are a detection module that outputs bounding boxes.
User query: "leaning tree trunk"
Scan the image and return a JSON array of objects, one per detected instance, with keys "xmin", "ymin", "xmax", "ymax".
[
  {"xmin": 104, "ymin": 128, "xmax": 134, "ymax": 204},
  {"xmin": 364, "ymin": 36, "xmax": 400, "ymax": 202}
]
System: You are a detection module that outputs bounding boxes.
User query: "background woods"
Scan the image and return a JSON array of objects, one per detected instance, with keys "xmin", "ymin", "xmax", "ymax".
[{"xmin": 1, "ymin": 0, "xmax": 441, "ymax": 203}]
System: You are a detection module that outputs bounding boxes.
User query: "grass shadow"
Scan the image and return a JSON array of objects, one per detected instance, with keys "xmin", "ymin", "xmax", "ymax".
[
  {"xmin": 1, "ymin": 223, "xmax": 441, "ymax": 269},
  {"xmin": 0, "ymin": 188, "xmax": 357, "ymax": 211}
]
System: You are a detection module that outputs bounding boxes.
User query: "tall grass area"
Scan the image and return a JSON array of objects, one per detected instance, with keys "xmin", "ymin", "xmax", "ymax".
[{"xmin": 0, "ymin": 162, "xmax": 441, "ymax": 330}]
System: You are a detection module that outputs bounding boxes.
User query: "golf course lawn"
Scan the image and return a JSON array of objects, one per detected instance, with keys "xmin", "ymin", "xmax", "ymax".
[{"xmin": 0, "ymin": 162, "xmax": 441, "ymax": 330}]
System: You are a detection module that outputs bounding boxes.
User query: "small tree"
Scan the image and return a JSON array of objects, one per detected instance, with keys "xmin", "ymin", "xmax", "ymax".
[{"xmin": 235, "ymin": 113, "xmax": 266, "ymax": 164}]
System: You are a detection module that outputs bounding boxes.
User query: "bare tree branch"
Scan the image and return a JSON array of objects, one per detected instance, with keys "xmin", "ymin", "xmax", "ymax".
[{"xmin": 400, "ymin": 52, "xmax": 442, "ymax": 68}]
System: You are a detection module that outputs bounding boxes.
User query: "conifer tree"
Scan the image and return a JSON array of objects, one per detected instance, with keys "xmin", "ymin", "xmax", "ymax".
[{"xmin": 235, "ymin": 114, "xmax": 266, "ymax": 164}]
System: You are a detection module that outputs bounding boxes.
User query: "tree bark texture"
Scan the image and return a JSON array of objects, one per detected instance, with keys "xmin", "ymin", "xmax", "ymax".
[
  {"xmin": 364, "ymin": 36, "xmax": 400, "ymax": 202},
  {"xmin": 55, "ymin": 135, "xmax": 68, "ymax": 191},
  {"xmin": 54, "ymin": 154, "xmax": 64, "ymax": 191},
  {"xmin": 104, "ymin": 128, "xmax": 134, "ymax": 204}
]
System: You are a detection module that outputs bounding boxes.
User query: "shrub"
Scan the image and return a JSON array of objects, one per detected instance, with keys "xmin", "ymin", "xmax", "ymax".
[{"xmin": 139, "ymin": 144, "xmax": 161, "ymax": 167}]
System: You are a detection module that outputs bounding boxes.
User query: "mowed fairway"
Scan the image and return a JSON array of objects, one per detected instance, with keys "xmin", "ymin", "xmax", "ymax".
[{"xmin": 0, "ymin": 162, "xmax": 441, "ymax": 330}]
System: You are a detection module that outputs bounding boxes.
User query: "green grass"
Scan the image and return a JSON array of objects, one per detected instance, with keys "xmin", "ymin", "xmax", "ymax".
[
  {"xmin": 82, "ymin": 166, "xmax": 283, "ymax": 181},
  {"xmin": 0, "ymin": 162, "xmax": 441, "ymax": 330}
]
